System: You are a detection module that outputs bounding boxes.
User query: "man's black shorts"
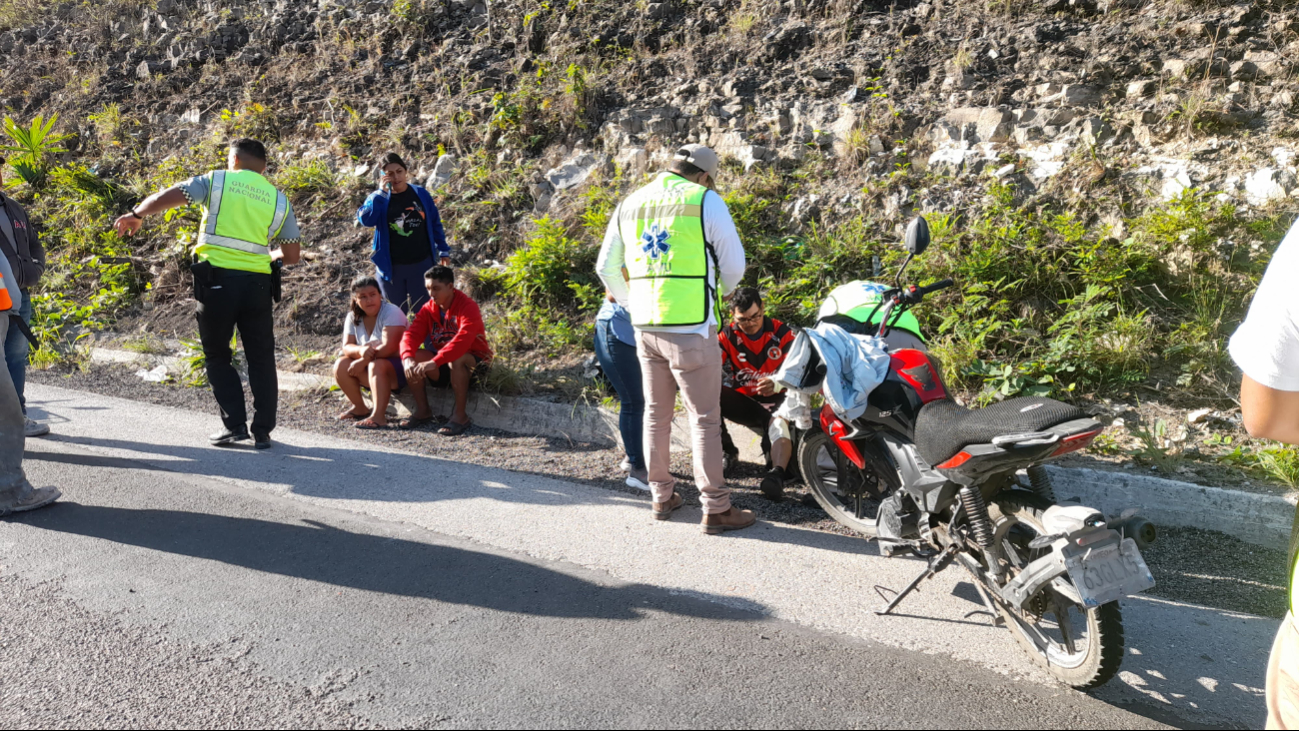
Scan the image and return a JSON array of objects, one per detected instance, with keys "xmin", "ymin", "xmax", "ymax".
[{"xmin": 426, "ymin": 355, "xmax": 490, "ymax": 388}]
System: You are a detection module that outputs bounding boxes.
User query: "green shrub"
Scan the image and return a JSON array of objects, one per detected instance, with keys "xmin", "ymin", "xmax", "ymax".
[
  {"xmin": 492, "ymin": 216, "xmax": 603, "ymax": 313},
  {"xmin": 272, "ymin": 159, "xmax": 343, "ymax": 199},
  {"xmin": 722, "ymin": 178, "xmax": 1284, "ymax": 402},
  {"xmin": 2, "ymin": 114, "xmax": 71, "ymax": 189}
]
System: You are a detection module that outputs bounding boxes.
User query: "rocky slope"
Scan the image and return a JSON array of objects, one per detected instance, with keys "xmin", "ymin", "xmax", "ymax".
[
  {"xmin": 3, "ymin": 0, "xmax": 1299, "ymax": 401},
  {"xmin": 5, "ymin": 0, "xmax": 1296, "ymax": 237}
]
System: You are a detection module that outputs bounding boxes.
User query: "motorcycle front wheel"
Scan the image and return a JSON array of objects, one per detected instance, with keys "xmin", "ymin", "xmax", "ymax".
[
  {"xmin": 798, "ymin": 429, "xmax": 889, "ymax": 537},
  {"xmin": 987, "ymin": 492, "xmax": 1126, "ymax": 689}
]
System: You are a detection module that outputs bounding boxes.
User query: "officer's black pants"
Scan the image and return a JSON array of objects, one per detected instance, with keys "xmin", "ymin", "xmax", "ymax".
[{"xmin": 195, "ymin": 270, "xmax": 278, "ymax": 436}]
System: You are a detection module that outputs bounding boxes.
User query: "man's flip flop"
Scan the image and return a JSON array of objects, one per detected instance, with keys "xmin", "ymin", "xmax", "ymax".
[
  {"xmin": 338, "ymin": 410, "xmax": 366, "ymax": 421},
  {"xmin": 397, "ymin": 416, "xmax": 435, "ymax": 430},
  {"xmin": 355, "ymin": 418, "xmax": 387, "ymax": 430},
  {"xmin": 438, "ymin": 419, "xmax": 471, "ymax": 436}
]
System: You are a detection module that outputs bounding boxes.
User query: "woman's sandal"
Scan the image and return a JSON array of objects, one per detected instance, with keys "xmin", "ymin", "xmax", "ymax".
[
  {"xmin": 355, "ymin": 417, "xmax": 387, "ymax": 430},
  {"xmin": 438, "ymin": 419, "xmax": 472, "ymax": 436},
  {"xmin": 338, "ymin": 409, "xmax": 368, "ymax": 422},
  {"xmin": 397, "ymin": 415, "xmax": 436, "ymax": 430}
]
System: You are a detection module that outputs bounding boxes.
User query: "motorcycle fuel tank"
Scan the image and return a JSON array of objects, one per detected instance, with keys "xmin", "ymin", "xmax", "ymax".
[{"xmin": 856, "ymin": 350, "xmax": 950, "ymax": 438}]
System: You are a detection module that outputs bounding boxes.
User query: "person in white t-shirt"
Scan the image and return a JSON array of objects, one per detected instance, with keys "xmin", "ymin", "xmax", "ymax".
[
  {"xmin": 1229, "ymin": 217, "xmax": 1299, "ymax": 729},
  {"xmin": 333, "ymin": 275, "xmax": 408, "ymax": 429}
]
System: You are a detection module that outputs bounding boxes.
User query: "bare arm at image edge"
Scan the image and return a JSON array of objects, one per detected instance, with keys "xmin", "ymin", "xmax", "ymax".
[
  {"xmin": 1231, "ymin": 218, "xmax": 1299, "ymax": 444},
  {"xmin": 703, "ymin": 191, "xmax": 746, "ymax": 298},
  {"xmin": 596, "ymin": 203, "xmax": 630, "ymax": 307},
  {"xmin": 1240, "ymin": 377, "xmax": 1299, "ymax": 445}
]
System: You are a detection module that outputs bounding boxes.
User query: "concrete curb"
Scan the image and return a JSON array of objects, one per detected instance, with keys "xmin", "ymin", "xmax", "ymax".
[
  {"xmin": 88, "ymin": 347, "xmax": 695, "ymax": 452},
  {"xmin": 86, "ymin": 346, "xmax": 1296, "ymax": 551},
  {"xmin": 1049, "ymin": 466, "xmax": 1295, "ymax": 552}
]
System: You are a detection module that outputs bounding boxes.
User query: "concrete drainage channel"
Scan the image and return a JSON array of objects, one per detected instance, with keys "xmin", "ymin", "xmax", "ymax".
[{"xmin": 91, "ymin": 346, "xmax": 1297, "ymax": 551}]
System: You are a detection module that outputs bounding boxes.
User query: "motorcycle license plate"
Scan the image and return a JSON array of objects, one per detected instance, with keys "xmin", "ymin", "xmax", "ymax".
[{"xmin": 1062, "ymin": 537, "xmax": 1155, "ymax": 608}]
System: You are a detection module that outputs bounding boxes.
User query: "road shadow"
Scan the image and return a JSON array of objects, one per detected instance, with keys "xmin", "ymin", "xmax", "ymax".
[
  {"xmin": 29, "ymin": 434, "xmax": 876, "ymax": 558},
  {"xmin": 1088, "ymin": 594, "xmax": 1275, "ymax": 729},
  {"xmin": 16, "ymin": 501, "xmax": 769, "ymax": 621},
  {"xmin": 32, "ymin": 433, "xmax": 634, "ymax": 510}
]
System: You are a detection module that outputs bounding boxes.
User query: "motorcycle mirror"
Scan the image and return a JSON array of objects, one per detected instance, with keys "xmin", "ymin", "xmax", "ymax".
[{"xmin": 905, "ymin": 217, "xmax": 931, "ymax": 256}]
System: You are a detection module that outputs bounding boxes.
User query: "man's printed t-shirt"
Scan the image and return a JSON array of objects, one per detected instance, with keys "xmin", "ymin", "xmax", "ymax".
[
  {"xmin": 386, "ymin": 187, "xmax": 433, "ymax": 266},
  {"xmin": 720, "ymin": 317, "xmax": 796, "ymax": 398},
  {"xmin": 400, "ymin": 289, "xmax": 493, "ymax": 367},
  {"xmin": 1230, "ymin": 218, "xmax": 1299, "ymax": 392}
]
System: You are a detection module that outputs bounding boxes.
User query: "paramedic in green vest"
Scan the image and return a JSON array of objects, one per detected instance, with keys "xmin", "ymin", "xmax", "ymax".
[
  {"xmin": 113, "ymin": 139, "xmax": 302, "ymax": 450},
  {"xmin": 596, "ymin": 144, "xmax": 755, "ymax": 535}
]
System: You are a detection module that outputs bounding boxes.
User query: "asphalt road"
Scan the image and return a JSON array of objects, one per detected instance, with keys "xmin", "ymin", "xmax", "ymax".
[{"xmin": 0, "ymin": 384, "xmax": 1272, "ymax": 728}]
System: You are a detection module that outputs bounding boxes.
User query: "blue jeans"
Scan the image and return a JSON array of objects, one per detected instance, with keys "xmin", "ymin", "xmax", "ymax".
[
  {"xmin": 3, "ymin": 289, "xmax": 32, "ymax": 414},
  {"xmin": 594, "ymin": 318, "xmax": 645, "ymax": 470},
  {"xmin": 378, "ymin": 257, "xmax": 433, "ymax": 316}
]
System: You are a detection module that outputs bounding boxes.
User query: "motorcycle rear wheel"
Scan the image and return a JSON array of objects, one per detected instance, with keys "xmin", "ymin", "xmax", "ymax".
[
  {"xmin": 988, "ymin": 492, "xmax": 1125, "ymax": 689},
  {"xmin": 798, "ymin": 430, "xmax": 888, "ymax": 537}
]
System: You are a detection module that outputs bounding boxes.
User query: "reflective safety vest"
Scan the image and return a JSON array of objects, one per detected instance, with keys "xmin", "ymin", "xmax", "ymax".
[
  {"xmin": 618, "ymin": 173, "xmax": 720, "ymax": 328},
  {"xmin": 195, "ymin": 169, "xmax": 290, "ymax": 274},
  {"xmin": 0, "ymin": 269, "xmax": 12, "ymax": 311},
  {"xmin": 819, "ymin": 281, "xmax": 926, "ymax": 342},
  {"xmin": 1291, "ymin": 526, "xmax": 1298, "ymax": 616}
]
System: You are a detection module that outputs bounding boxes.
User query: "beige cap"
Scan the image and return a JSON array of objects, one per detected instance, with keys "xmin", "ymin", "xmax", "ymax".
[{"xmin": 673, "ymin": 144, "xmax": 720, "ymax": 177}]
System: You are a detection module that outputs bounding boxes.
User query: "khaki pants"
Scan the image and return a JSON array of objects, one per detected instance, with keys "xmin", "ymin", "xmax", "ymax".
[
  {"xmin": 0, "ymin": 313, "xmax": 33, "ymax": 510},
  {"xmin": 637, "ymin": 329, "xmax": 730, "ymax": 514},
  {"xmin": 1269, "ymin": 613, "xmax": 1299, "ymax": 729}
]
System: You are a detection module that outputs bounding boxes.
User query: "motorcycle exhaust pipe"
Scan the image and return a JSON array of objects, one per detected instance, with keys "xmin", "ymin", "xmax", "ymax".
[{"xmin": 1111, "ymin": 516, "xmax": 1157, "ymax": 551}]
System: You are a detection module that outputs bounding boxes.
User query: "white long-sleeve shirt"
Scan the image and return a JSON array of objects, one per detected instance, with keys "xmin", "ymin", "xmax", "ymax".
[{"xmin": 596, "ymin": 185, "xmax": 747, "ymax": 339}]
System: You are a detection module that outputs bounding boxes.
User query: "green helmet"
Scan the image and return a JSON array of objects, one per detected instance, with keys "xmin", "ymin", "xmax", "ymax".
[{"xmin": 818, "ymin": 281, "xmax": 926, "ymax": 342}]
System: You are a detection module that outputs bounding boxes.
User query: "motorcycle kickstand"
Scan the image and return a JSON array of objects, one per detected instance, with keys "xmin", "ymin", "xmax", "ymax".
[
  {"xmin": 965, "ymin": 575, "xmax": 1006, "ymax": 627},
  {"xmin": 874, "ymin": 545, "xmax": 959, "ymax": 616},
  {"xmin": 951, "ymin": 551, "xmax": 1006, "ymax": 627}
]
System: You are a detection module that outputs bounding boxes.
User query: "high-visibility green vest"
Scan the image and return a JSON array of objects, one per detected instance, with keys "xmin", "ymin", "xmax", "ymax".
[
  {"xmin": 1291, "ymin": 520, "xmax": 1298, "ymax": 616},
  {"xmin": 1291, "ymin": 552, "xmax": 1297, "ymax": 616},
  {"xmin": 194, "ymin": 169, "xmax": 290, "ymax": 274},
  {"xmin": 618, "ymin": 173, "xmax": 720, "ymax": 327}
]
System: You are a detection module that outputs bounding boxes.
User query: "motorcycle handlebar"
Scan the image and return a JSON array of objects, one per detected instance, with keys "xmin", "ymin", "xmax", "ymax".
[{"xmin": 917, "ymin": 278, "xmax": 955, "ymax": 297}]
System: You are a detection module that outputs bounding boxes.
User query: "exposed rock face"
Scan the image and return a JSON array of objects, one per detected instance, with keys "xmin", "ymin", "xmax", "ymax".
[{"xmin": 0, "ymin": 0, "xmax": 1296, "ymax": 260}]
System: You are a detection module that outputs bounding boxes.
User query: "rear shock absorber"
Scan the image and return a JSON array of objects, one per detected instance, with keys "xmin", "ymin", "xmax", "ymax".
[
  {"xmin": 1027, "ymin": 465, "xmax": 1056, "ymax": 502},
  {"xmin": 958, "ymin": 486, "xmax": 994, "ymax": 548}
]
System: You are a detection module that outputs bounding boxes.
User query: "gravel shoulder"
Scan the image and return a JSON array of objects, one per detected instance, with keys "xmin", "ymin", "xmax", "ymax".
[{"xmin": 28, "ymin": 362, "xmax": 1289, "ymax": 620}]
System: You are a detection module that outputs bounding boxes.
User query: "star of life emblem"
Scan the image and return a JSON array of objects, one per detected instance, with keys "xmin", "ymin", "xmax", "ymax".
[{"xmin": 640, "ymin": 223, "xmax": 671, "ymax": 275}]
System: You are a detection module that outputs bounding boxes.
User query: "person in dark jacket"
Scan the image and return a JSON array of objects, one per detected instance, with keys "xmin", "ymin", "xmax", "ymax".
[
  {"xmin": 0, "ymin": 158, "xmax": 49, "ymax": 438},
  {"xmin": 356, "ymin": 152, "xmax": 451, "ymax": 314}
]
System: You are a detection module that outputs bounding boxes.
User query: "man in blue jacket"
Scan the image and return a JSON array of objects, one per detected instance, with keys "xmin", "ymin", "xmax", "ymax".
[{"xmin": 356, "ymin": 152, "xmax": 451, "ymax": 314}]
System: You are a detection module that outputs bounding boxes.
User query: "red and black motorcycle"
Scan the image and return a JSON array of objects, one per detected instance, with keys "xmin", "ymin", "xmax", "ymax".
[{"xmin": 790, "ymin": 218, "xmax": 1156, "ymax": 689}]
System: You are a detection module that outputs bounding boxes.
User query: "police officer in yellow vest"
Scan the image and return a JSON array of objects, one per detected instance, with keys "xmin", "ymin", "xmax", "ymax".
[
  {"xmin": 114, "ymin": 139, "xmax": 302, "ymax": 450},
  {"xmin": 596, "ymin": 144, "xmax": 755, "ymax": 535}
]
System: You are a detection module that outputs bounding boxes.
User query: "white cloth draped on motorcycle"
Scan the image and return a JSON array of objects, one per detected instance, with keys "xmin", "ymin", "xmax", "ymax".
[{"xmin": 772, "ymin": 323, "xmax": 891, "ymax": 422}]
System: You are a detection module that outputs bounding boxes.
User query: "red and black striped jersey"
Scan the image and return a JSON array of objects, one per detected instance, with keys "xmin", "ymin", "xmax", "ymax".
[{"xmin": 719, "ymin": 317, "xmax": 796, "ymax": 398}]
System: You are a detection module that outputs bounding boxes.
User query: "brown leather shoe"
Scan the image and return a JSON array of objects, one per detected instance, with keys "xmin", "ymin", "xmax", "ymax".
[
  {"xmin": 702, "ymin": 508, "xmax": 757, "ymax": 535},
  {"xmin": 652, "ymin": 493, "xmax": 683, "ymax": 521}
]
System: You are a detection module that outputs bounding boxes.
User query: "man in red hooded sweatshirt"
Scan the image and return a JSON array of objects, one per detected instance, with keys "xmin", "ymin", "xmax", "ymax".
[{"xmin": 398, "ymin": 266, "xmax": 492, "ymax": 435}]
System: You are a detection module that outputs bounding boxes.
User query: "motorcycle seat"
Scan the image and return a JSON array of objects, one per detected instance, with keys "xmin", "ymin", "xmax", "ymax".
[{"xmin": 914, "ymin": 397, "xmax": 1088, "ymax": 467}]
